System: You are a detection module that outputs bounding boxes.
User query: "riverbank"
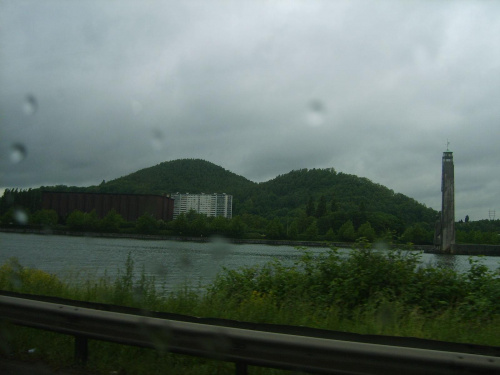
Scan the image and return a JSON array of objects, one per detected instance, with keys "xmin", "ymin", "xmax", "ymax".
[
  {"xmin": 2, "ymin": 227, "xmax": 499, "ymax": 256},
  {"xmin": 0, "ymin": 226, "xmax": 430, "ymax": 250}
]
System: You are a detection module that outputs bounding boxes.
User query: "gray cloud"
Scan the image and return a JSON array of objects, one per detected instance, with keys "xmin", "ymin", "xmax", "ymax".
[{"xmin": 1, "ymin": 0, "xmax": 499, "ymax": 220}]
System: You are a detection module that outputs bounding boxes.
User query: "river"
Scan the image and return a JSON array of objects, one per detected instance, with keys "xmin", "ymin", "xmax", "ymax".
[{"xmin": 1, "ymin": 232, "xmax": 499, "ymax": 292}]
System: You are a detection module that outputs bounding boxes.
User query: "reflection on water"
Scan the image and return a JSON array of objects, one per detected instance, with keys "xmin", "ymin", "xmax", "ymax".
[{"xmin": 432, "ymin": 254, "xmax": 459, "ymax": 271}]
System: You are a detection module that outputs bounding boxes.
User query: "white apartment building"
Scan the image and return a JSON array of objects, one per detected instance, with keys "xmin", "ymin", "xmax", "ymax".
[{"xmin": 171, "ymin": 193, "xmax": 233, "ymax": 219}]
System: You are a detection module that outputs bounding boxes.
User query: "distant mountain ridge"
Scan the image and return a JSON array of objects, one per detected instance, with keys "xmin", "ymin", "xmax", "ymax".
[{"xmin": 91, "ymin": 159, "xmax": 437, "ymax": 226}]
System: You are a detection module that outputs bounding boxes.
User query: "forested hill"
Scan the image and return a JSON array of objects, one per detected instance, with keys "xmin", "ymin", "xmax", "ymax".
[
  {"xmin": 93, "ymin": 159, "xmax": 257, "ymax": 198},
  {"xmin": 94, "ymin": 159, "xmax": 436, "ymax": 227},
  {"xmin": 246, "ymin": 168, "xmax": 437, "ymax": 225},
  {"xmin": 1, "ymin": 159, "xmax": 438, "ymax": 230}
]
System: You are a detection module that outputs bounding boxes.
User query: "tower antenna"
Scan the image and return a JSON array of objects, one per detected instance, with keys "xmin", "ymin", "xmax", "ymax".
[
  {"xmin": 489, "ymin": 210, "xmax": 496, "ymax": 220},
  {"xmin": 446, "ymin": 139, "xmax": 450, "ymax": 151}
]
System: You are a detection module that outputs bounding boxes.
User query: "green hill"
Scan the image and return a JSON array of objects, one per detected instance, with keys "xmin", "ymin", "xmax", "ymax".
[
  {"xmin": 94, "ymin": 160, "xmax": 436, "ymax": 229},
  {"xmin": 1, "ymin": 159, "xmax": 438, "ymax": 236},
  {"xmin": 92, "ymin": 159, "xmax": 257, "ymax": 198},
  {"xmin": 253, "ymin": 168, "xmax": 436, "ymax": 224}
]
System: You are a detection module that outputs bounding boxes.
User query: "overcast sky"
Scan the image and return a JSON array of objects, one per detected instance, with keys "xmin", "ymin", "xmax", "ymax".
[{"xmin": 1, "ymin": 1, "xmax": 499, "ymax": 221}]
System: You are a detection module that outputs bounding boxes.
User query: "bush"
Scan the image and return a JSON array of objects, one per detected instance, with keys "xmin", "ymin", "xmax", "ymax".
[
  {"xmin": 136, "ymin": 213, "xmax": 159, "ymax": 234},
  {"xmin": 207, "ymin": 243, "xmax": 500, "ymax": 323}
]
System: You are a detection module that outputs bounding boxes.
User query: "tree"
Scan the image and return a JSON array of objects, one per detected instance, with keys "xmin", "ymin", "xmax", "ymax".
[
  {"xmin": 357, "ymin": 222, "xmax": 376, "ymax": 242},
  {"xmin": 465, "ymin": 215, "xmax": 470, "ymax": 223},
  {"xmin": 325, "ymin": 228, "xmax": 335, "ymax": 241},
  {"xmin": 31, "ymin": 209, "xmax": 59, "ymax": 227},
  {"xmin": 400, "ymin": 223, "xmax": 432, "ymax": 245},
  {"xmin": 191, "ymin": 214, "xmax": 208, "ymax": 237},
  {"xmin": 228, "ymin": 216, "xmax": 246, "ymax": 238},
  {"xmin": 266, "ymin": 218, "xmax": 284, "ymax": 239},
  {"xmin": 304, "ymin": 220, "xmax": 319, "ymax": 240},
  {"xmin": 305, "ymin": 197, "xmax": 315, "ymax": 217},
  {"xmin": 288, "ymin": 220, "xmax": 299, "ymax": 240},
  {"xmin": 136, "ymin": 213, "xmax": 159, "ymax": 234},
  {"xmin": 330, "ymin": 195, "xmax": 338, "ymax": 212},
  {"xmin": 210, "ymin": 216, "xmax": 228, "ymax": 235},
  {"xmin": 66, "ymin": 210, "xmax": 86, "ymax": 230},
  {"xmin": 315, "ymin": 195, "xmax": 327, "ymax": 218},
  {"xmin": 297, "ymin": 212, "xmax": 314, "ymax": 233},
  {"xmin": 173, "ymin": 213, "xmax": 188, "ymax": 235},
  {"xmin": 99, "ymin": 209, "xmax": 124, "ymax": 232},
  {"xmin": 338, "ymin": 220, "xmax": 356, "ymax": 242}
]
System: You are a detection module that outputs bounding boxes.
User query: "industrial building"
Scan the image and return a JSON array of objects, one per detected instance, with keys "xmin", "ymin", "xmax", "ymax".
[
  {"xmin": 42, "ymin": 191, "xmax": 174, "ymax": 222},
  {"xmin": 171, "ymin": 193, "xmax": 232, "ymax": 219}
]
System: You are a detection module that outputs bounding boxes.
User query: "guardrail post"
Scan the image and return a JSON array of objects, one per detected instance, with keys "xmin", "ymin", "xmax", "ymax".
[
  {"xmin": 74, "ymin": 335, "xmax": 88, "ymax": 366},
  {"xmin": 235, "ymin": 361, "xmax": 247, "ymax": 375}
]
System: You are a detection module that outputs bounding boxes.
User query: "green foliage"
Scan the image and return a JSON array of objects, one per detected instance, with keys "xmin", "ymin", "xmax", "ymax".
[
  {"xmin": 357, "ymin": 222, "xmax": 376, "ymax": 242},
  {"xmin": 227, "ymin": 216, "xmax": 246, "ymax": 238},
  {"xmin": 66, "ymin": 210, "xmax": 99, "ymax": 231},
  {"xmin": 1, "ymin": 251, "xmax": 499, "ymax": 374},
  {"xmin": 305, "ymin": 196, "xmax": 315, "ymax": 217},
  {"xmin": 338, "ymin": 220, "xmax": 356, "ymax": 242},
  {"xmin": 208, "ymin": 246, "xmax": 500, "ymax": 327},
  {"xmin": 31, "ymin": 209, "xmax": 59, "ymax": 227},
  {"xmin": 99, "ymin": 209, "xmax": 124, "ymax": 232},
  {"xmin": 456, "ymin": 219, "xmax": 500, "ymax": 244},
  {"xmin": 288, "ymin": 220, "xmax": 299, "ymax": 240},
  {"xmin": 325, "ymin": 228, "xmax": 336, "ymax": 241},
  {"xmin": 136, "ymin": 213, "xmax": 160, "ymax": 234},
  {"xmin": 315, "ymin": 195, "xmax": 327, "ymax": 218},
  {"xmin": 303, "ymin": 220, "xmax": 319, "ymax": 240},
  {"xmin": 0, "ymin": 258, "xmax": 64, "ymax": 296},
  {"xmin": 400, "ymin": 223, "xmax": 433, "ymax": 245},
  {"xmin": 0, "ymin": 188, "xmax": 41, "ymax": 216},
  {"xmin": 97, "ymin": 159, "xmax": 256, "ymax": 198},
  {"xmin": 266, "ymin": 218, "xmax": 284, "ymax": 239}
]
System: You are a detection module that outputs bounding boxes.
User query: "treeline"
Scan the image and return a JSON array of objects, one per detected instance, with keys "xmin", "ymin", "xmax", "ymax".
[
  {"xmin": 456, "ymin": 219, "xmax": 500, "ymax": 245},
  {"xmin": 1, "ymin": 188, "xmax": 499, "ymax": 245}
]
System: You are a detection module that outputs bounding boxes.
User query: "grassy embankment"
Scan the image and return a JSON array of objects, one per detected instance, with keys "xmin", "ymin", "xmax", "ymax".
[{"xmin": 1, "ymin": 242, "xmax": 499, "ymax": 374}]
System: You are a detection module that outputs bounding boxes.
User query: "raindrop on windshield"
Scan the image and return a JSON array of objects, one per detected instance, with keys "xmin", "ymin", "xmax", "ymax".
[
  {"xmin": 23, "ymin": 94, "xmax": 37, "ymax": 115},
  {"xmin": 151, "ymin": 128, "xmax": 164, "ymax": 151},
  {"xmin": 305, "ymin": 99, "xmax": 326, "ymax": 127},
  {"xmin": 179, "ymin": 253, "xmax": 192, "ymax": 270},
  {"xmin": 9, "ymin": 143, "xmax": 27, "ymax": 163},
  {"xmin": 210, "ymin": 235, "xmax": 231, "ymax": 261},
  {"xmin": 13, "ymin": 208, "xmax": 29, "ymax": 225}
]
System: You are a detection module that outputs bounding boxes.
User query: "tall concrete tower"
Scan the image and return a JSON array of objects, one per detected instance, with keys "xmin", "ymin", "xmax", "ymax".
[{"xmin": 440, "ymin": 147, "xmax": 455, "ymax": 252}]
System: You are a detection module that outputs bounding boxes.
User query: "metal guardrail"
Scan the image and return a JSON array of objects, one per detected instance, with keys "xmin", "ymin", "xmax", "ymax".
[{"xmin": 1, "ymin": 294, "xmax": 499, "ymax": 374}]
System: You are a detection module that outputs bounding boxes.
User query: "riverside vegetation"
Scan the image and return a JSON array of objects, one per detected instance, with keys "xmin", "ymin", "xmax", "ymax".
[{"xmin": 1, "ymin": 241, "xmax": 499, "ymax": 374}]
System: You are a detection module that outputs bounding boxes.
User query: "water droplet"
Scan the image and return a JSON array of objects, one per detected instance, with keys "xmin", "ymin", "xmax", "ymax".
[
  {"xmin": 210, "ymin": 235, "xmax": 230, "ymax": 261},
  {"xmin": 151, "ymin": 128, "xmax": 164, "ymax": 151},
  {"xmin": 153, "ymin": 262, "xmax": 168, "ymax": 276},
  {"xmin": 305, "ymin": 99, "xmax": 326, "ymax": 127},
  {"xmin": 179, "ymin": 254, "xmax": 192, "ymax": 269},
  {"xmin": 10, "ymin": 143, "xmax": 27, "ymax": 163},
  {"xmin": 23, "ymin": 94, "xmax": 37, "ymax": 115},
  {"xmin": 13, "ymin": 208, "xmax": 28, "ymax": 225}
]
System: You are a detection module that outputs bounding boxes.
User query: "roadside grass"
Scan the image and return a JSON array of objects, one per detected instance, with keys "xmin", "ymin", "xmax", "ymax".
[{"xmin": 0, "ymin": 243, "xmax": 499, "ymax": 374}]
